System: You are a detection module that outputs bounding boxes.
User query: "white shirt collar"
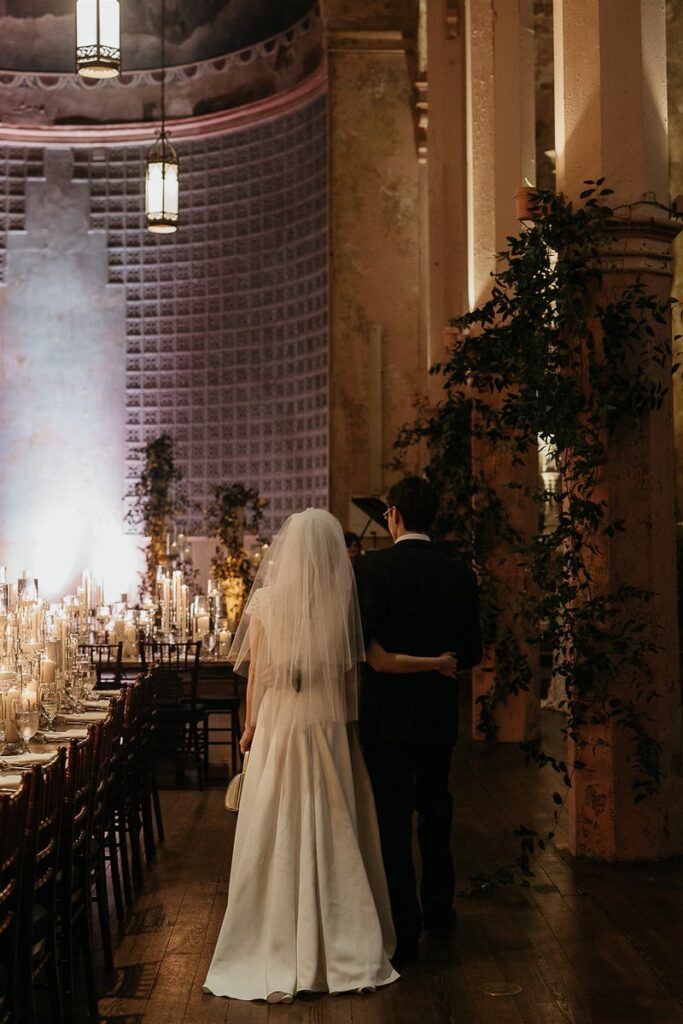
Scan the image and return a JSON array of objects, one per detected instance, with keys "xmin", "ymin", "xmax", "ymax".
[{"xmin": 395, "ymin": 532, "xmax": 431, "ymax": 543}]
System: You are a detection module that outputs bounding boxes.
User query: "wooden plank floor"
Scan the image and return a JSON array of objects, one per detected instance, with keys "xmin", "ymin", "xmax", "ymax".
[{"xmin": 95, "ymin": 686, "xmax": 683, "ymax": 1024}]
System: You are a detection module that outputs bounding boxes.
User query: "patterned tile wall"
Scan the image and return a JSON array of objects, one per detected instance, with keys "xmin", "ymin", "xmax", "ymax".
[
  {"xmin": 0, "ymin": 147, "xmax": 44, "ymax": 280},
  {"xmin": 72, "ymin": 95, "xmax": 328, "ymax": 536}
]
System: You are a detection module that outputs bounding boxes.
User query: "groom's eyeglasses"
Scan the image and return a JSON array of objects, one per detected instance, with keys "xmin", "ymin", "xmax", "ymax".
[{"xmin": 383, "ymin": 506, "xmax": 394, "ymax": 522}]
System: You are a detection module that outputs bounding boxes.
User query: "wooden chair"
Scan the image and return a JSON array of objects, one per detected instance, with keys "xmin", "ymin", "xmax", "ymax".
[
  {"xmin": 121, "ymin": 681, "xmax": 145, "ymax": 891},
  {"xmin": 78, "ymin": 642, "xmax": 123, "ymax": 689},
  {"xmin": 90, "ymin": 710, "xmax": 123, "ymax": 969},
  {"xmin": 199, "ymin": 669, "xmax": 242, "ymax": 779},
  {"xmin": 59, "ymin": 730, "xmax": 98, "ymax": 1022},
  {"xmin": 0, "ymin": 774, "xmax": 31, "ymax": 1024},
  {"xmin": 104, "ymin": 691, "xmax": 133, "ymax": 911},
  {"xmin": 136, "ymin": 672, "xmax": 164, "ymax": 864},
  {"xmin": 18, "ymin": 750, "xmax": 67, "ymax": 1024},
  {"xmin": 140, "ymin": 642, "xmax": 205, "ymax": 789}
]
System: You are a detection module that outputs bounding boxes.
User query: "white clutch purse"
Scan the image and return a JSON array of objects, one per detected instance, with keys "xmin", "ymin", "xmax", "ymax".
[{"xmin": 224, "ymin": 750, "xmax": 250, "ymax": 813}]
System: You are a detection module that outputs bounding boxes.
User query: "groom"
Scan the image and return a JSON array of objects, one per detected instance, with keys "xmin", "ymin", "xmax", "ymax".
[{"xmin": 355, "ymin": 476, "xmax": 483, "ymax": 963}]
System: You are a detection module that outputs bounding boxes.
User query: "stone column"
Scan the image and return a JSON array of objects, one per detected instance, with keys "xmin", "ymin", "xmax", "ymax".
[
  {"xmin": 670, "ymin": 0, "xmax": 683, "ymax": 521},
  {"xmin": 465, "ymin": 0, "xmax": 540, "ymax": 741},
  {"xmin": 421, "ymin": 0, "xmax": 469, "ymax": 381},
  {"xmin": 322, "ymin": 1, "xmax": 423, "ymax": 530},
  {"xmin": 554, "ymin": 0, "xmax": 683, "ymax": 858}
]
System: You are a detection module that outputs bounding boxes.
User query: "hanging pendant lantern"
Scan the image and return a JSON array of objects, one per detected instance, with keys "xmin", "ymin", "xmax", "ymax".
[
  {"xmin": 145, "ymin": 0, "xmax": 179, "ymax": 233},
  {"xmin": 145, "ymin": 132, "xmax": 179, "ymax": 233},
  {"xmin": 76, "ymin": 0, "xmax": 121, "ymax": 79}
]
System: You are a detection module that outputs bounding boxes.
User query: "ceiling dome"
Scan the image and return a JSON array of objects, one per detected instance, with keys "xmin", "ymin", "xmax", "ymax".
[{"xmin": 0, "ymin": 0, "xmax": 316, "ymax": 73}]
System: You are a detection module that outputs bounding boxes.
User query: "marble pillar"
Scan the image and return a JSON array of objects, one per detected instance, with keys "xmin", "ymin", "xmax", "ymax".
[
  {"xmin": 465, "ymin": 0, "xmax": 541, "ymax": 741},
  {"xmin": 554, "ymin": 0, "xmax": 683, "ymax": 859},
  {"xmin": 421, "ymin": 0, "xmax": 469, "ymax": 382},
  {"xmin": 322, "ymin": 1, "xmax": 423, "ymax": 527}
]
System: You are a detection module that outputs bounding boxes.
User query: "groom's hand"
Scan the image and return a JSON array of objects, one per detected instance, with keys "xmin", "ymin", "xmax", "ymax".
[{"xmin": 436, "ymin": 652, "xmax": 458, "ymax": 678}]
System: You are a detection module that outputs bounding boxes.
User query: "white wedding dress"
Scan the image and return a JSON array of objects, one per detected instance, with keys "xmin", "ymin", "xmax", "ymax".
[{"xmin": 203, "ymin": 685, "xmax": 399, "ymax": 1000}]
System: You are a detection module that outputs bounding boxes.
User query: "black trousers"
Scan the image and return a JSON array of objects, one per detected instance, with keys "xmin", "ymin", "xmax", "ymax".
[{"xmin": 363, "ymin": 742, "xmax": 455, "ymax": 951}]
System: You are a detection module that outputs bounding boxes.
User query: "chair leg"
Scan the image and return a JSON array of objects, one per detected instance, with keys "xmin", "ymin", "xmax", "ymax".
[
  {"xmin": 190, "ymin": 722, "xmax": 204, "ymax": 791},
  {"xmin": 141, "ymin": 781, "xmax": 156, "ymax": 863},
  {"xmin": 47, "ymin": 930, "xmax": 65, "ymax": 1024},
  {"xmin": 115, "ymin": 812, "xmax": 134, "ymax": 908},
  {"xmin": 95, "ymin": 860, "xmax": 114, "ymax": 971},
  {"xmin": 79, "ymin": 914, "xmax": 99, "ymax": 1017},
  {"xmin": 203, "ymin": 711, "xmax": 210, "ymax": 780},
  {"xmin": 151, "ymin": 777, "xmax": 165, "ymax": 844},
  {"xmin": 107, "ymin": 829, "xmax": 126, "ymax": 921},
  {"xmin": 127, "ymin": 804, "xmax": 144, "ymax": 889},
  {"xmin": 19, "ymin": 940, "xmax": 35, "ymax": 1024},
  {"xmin": 60, "ymin": 910, "xmax": 75, "ymax": 1024}
]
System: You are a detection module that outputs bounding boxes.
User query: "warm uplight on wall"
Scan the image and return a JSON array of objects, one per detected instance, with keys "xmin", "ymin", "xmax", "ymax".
[
  {"xmin": 145, "ymin": 0, "xmax": 179, "ymax": 233},
  {"xmin": 76, "ymin": 0, "xmax": 121, "ymax": 79}
]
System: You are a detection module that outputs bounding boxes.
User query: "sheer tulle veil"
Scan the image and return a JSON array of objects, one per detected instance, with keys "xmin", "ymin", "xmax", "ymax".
[{"xmin": 228, "ymin": 508, "xmax": 365, "ymax": 727}]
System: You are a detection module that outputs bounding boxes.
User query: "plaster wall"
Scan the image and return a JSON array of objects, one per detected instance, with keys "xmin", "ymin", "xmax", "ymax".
[{"xmin": 0, "ymin": 148, "xmax": 135, "ymax": 599}]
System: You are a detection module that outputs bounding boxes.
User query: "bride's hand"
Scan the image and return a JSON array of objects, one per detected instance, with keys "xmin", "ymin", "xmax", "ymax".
[
  {"xmin": 240, "ymin": 726, "xmax": 255, "ymax": 754},
  {"xmin": 436, "ymin": 652, "xmax": 458, "ymax": 678}
]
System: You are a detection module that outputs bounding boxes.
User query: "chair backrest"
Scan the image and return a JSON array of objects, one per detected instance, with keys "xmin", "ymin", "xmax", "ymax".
[
  {"xmin": 0, "ymin": 774, "xmax": 31, "ymax": 1019},
  {"xmin": 79, "ymin": 642, "xmax": 123, "ymax": 686},
  {"xmin": 147, "ymin": 640, "xmax": 200, "ymax": 670},
  {"xmin": 21, "ymin": 749, "xmax": 67, "ymax": 936},
  {"xmin": 141, "ymin": 641, "xmax": 200, "ymax": 698},
  {"xmin": 61, "ymin": 727, "xmax": 97, "ymax": 904}
]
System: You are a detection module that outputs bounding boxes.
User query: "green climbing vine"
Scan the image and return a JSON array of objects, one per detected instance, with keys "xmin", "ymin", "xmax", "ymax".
[{"xmin": 395, "ymin": 181, "xmax": 679, "ymax": 887}]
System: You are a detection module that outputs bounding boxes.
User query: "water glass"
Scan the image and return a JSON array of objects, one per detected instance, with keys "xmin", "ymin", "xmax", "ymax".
[
  {"xmin": 41, "ymin": 688, "xmax": 60, "ymax": 732},
  {"xmin": 14, "ymin": 697, "xmax": 40, "ymax": 754},
  {"xmin": 204, "ymin": 631, "xmax": 217, "ymax": 658}
]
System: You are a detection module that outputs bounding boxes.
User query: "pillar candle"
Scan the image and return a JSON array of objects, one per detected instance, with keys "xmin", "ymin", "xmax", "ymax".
[
  {"xmin": 194, "ymin": 614, "xmax": 209, "ymax": 641},
  {"xmin": 41, "ymin": 657, "xmax": 56, "ymax": 686},
  {"xmin": 2, "ymin": 686, "xmax": 20, "ymax": 743},
  {"xmin": 162, "ymin": 577, "xmax": 171, "ymax": 635},
  {"xmin": 82, "ymin": 570, "xmax": 92, "ymax": 613},
  {"xmin": 218, "ymin": 628, "xmax": 232, "ymax": 657}
]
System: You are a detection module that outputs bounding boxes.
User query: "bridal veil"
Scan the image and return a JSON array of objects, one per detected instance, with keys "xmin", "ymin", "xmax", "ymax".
[{"xmin": 228, "ymin": 507, "xmax": 365, "ymax": 728}]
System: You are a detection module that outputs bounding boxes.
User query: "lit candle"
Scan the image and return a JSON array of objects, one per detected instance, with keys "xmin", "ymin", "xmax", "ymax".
[
  {"xmin": 3, "ymin": 686, "xmax": 20, "ymax": 743},
  {"xmin": 41, "ymin": 657, "xmax": 56, "ymax": 686},
  {"xmin": 82, "ymin": 570, "xmax": 92, "ymax": 613},
  {"xmin": 194, "ymin": 614, "xmax": 209, "ymax": 640}
]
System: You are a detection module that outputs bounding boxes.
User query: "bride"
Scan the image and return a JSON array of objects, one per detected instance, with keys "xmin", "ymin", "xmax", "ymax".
[{"xmin": 203, "ymin": 508, "xmax": 456, "ymax": 1003}]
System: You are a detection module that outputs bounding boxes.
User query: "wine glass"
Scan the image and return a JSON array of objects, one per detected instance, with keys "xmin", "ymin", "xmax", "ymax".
[
  {"xmin": 72, "ymin": 656, "xmax": 90, "ymax": 712},
  {"xmin": 41, "ymin": 687, "xmax": 60, "ymax": 732},
  {"xmin": 82, "ymin": 663, "xmax": 97, "ymax": 703},
  {"xmin": 204, "ymin": 631, "xmax": 217, "ymax": 658},
  {"xmin": 14, "ymin": 697, "xmax": 40, "ymax": 754}
]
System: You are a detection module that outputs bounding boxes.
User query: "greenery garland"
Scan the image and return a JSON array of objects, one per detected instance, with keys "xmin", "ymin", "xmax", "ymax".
[
  {"xmin": 206, "ymin": 483, "xmax": 268, "ymax": 625},
  {"xmin": 125, "ymin": 433, "xmax": 186, "ymax": 597},
  {"xmin": 396, "ymin": 181, "xmax": 678, "ymax": 886}
]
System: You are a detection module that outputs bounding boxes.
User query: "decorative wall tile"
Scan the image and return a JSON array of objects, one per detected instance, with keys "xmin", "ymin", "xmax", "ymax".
[{"xmin": 72, "ymin": 95, "xmax": 328, "ymax": 536}]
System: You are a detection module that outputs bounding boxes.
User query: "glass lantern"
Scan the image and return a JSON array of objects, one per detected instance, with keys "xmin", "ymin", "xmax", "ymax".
[
  {"xmin": 145, "ymin": 133, "xmax": 179, "ymax": 233},
  {"xmin": 76, "ymin": 0, "xmax": 121, "ymax": 79}
]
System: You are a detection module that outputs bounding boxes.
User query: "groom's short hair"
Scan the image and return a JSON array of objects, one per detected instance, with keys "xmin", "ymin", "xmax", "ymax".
[{"xmin": 386, "ymin": 476, "xmax": 438, "ymax": 532}]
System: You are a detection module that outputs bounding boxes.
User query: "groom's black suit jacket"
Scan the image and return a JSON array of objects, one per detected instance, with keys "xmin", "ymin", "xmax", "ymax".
[{"xmin": 355, "ymin": 539, "xmax": 483, "ymax": 748}]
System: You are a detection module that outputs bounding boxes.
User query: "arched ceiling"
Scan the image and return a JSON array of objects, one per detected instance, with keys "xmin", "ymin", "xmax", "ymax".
[{"xmin": 0, "ymin": 0, "xmax": 317, "ymax": 73}]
